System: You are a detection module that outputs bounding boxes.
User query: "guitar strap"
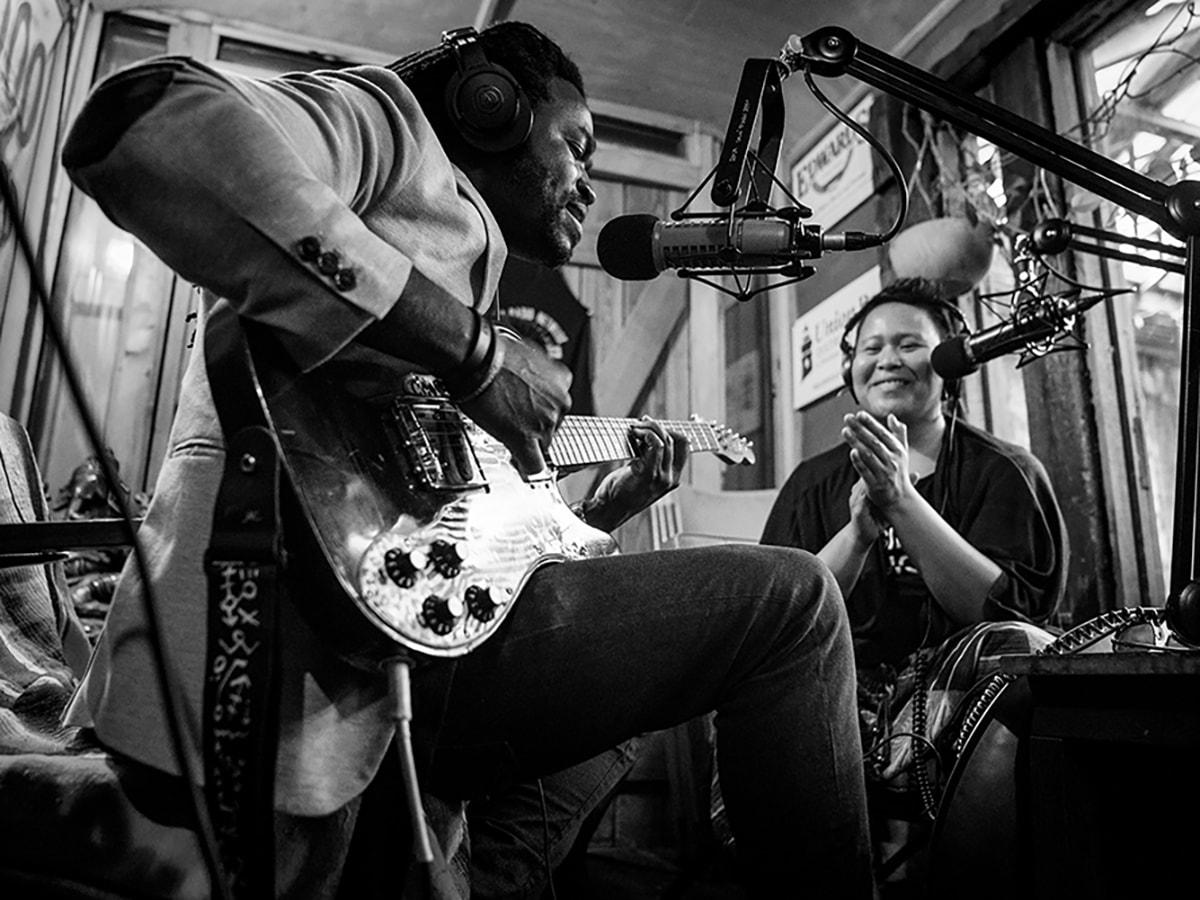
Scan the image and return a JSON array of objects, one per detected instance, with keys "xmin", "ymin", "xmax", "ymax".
[{"xmin": 201, "ymin": 303, "xmax": 283, "ymax": 899}]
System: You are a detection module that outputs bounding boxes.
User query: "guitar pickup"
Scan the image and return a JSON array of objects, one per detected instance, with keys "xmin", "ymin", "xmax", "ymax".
[{"xmin": 387, "ymin": 397, "xmax": 489, "ymax": 493}]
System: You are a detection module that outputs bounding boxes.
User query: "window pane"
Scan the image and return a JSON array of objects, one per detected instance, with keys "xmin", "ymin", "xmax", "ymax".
[
  {"xmin": 216, "ymin": 37, "xmax": 352, "ymax": 77},
  {"xmin": 94, "ymin": 15, "xmax": 168, "ymax": 79},
  {"xmin": 31, "ymin": 15, "xmax": 173, "ymax": 494},
  {"xmin": 1082, "ymin": 1, "xmax": 1196, "ymax": 576},
  {"xmin": 723, "ymin": 293, "xmax": 772, "ymax": 489}
]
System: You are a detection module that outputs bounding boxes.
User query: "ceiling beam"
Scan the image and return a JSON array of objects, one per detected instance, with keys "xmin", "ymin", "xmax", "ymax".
[{"xmin": 474, "ymin": 0, "xmax": 517, "ymax": 30}]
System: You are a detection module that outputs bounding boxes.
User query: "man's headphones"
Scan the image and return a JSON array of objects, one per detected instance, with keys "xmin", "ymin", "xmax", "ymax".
[
  {"xmin": 441, "ymin": 27, "xmax": 532, "ymax": 153},
  {"xmin": 839, "ymin": 295, "xmax": 970, "ymax": 404}
]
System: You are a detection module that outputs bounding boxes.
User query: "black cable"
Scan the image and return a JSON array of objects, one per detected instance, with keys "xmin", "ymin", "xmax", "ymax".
[
  {"xmin": 0, "ymin": 165, "xmax": 232, "ymax": 899},
  {"xmin": 802, "ymin": 68, "xmax": 909, "ymax": 244}
]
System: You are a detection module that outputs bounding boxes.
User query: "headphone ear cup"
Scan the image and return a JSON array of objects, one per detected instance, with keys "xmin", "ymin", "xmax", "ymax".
[
  {"xmin": 841, "ymin": 341, "xmax": 857, "ymax": 403},
  {"xmin": 443, "ymin": 37, "xmax": 531, "ymax": 153},
  {"xmin": 840, "ymin": 306, "xmax": 866, "ymax": 404},
  {"xmin": 941, "ymin": 303, "xmax": 969, "ymax": 406}
]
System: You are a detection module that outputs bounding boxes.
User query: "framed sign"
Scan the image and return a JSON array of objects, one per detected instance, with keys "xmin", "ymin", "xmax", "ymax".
[
  {"xmin": 791, "ymin": 94, "xmax": 876, "ymax": 228},
  {"xmin": 792, "ymin": 266, "xmax": 882, "ymax": 409}
]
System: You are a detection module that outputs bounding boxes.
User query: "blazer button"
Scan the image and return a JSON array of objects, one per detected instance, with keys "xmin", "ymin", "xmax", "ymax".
[
  {"xmin": 297, "ymin": 236, "xmax": 321, "ymax": 261},
  {"xmin": 317, "ymin": 250, "xmax": 341, "ymax": 275},
  {"xmin": 333, "ymin": 268, "xmax": 357, "ymax": 291}
]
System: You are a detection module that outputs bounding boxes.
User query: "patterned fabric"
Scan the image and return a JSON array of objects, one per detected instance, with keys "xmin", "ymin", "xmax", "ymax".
[
  {"xmin": 858, "ymin": 621, "xmax": 1054, "ymax": 800},
  {"xmin": 710, "ymin": 620, "xmax": 1055, "ymax": 849},
  {"xmin": 0, "ymin": 414, "xmax": 91, "ymax": 755}
]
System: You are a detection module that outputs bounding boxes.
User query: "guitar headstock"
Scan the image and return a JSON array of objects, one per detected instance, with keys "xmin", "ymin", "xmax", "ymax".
[{"xmin": 712, "ymin": 422, "xmax": 756, "ymax": 466}]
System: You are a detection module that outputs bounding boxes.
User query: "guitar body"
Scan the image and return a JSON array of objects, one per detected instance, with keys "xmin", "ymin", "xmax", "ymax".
[
  {"xmin": 233, "ymin": 317, "xmax": 751, "ymax": 662},
  {"xmin": 353, "ymin": 408, "xmax": 619, "ymax": 658}
]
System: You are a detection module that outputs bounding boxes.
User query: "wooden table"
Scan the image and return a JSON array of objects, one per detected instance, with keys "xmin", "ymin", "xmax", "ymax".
[{"xmin": 998, "ymin": 651, "xmax": 1200, "ymax": 899}]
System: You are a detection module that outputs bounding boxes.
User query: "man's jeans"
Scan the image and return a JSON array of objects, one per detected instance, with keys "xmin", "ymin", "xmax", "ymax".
[
  {"xmin": 467, "ymin": 739, "xmax": 641, "ymax": 899},
  {"xmin": 426, "ymin": 543, "xmax": 874, "ymax": 899}
]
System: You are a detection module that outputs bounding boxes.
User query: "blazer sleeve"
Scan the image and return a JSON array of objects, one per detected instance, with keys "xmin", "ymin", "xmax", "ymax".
[{"xmin": 61, "ymin": 56, "xmax": 435, "ymax": 371}]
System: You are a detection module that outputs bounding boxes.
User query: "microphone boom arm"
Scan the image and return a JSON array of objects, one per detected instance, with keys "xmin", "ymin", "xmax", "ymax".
[{"xmin": 783, "ymin": 26, "xmax": 1200, "ymax": 627}]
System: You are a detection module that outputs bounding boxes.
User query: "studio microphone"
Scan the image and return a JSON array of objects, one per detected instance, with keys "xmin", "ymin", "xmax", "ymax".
[
  {"xmin": 596, "ymin": 212, "xmax": 878, "ymax": 280},
  {"xmin": 930, "ymin": 292, "xmax": 1104, "ymax": 379}
]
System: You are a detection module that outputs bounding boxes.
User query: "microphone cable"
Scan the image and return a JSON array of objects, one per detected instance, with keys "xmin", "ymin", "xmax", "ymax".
[
  {"xmin": 0, "ymin": 164, "xmax": 233, "ymax": 900},
  {"xmin": 802, "ymin": 67, "xmax": 909, "ymax": 246}
]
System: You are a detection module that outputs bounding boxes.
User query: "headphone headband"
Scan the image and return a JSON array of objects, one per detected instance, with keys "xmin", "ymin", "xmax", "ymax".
[
  {"xmin": 839, "ymin": 295, "xmax": 967, "ymax": 354},
  {"xmin": 442, "ymin": 27, "xmax": 488, "ymax": 72}
]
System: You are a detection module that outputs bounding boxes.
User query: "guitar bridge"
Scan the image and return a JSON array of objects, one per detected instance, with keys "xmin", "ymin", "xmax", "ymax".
[{"xmin": 386, "ymin": 396, "xmax": 488, "ymax": 493}]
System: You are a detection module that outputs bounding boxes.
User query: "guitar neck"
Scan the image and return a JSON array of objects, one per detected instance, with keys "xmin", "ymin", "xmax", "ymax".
[{"xmin": 549, "ymin": 417, "xmax": 720, "ymax": 468}]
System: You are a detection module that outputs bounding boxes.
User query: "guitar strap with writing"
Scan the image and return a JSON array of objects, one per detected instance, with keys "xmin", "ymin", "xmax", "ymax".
[{"xmin": 202, "ymin": 303, "xmax": 283, "ymax": 899}]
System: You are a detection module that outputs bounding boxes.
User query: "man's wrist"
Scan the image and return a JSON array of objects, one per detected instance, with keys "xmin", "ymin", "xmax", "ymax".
[{"xmin": 442, "ymin": 312, "xmax": 503, "ymax": 402}]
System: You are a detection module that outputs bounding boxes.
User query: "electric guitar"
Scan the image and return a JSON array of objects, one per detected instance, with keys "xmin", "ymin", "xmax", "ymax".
[{"xmin": 225, "ymin": 313, "xmax": 755, "ymax": 661}]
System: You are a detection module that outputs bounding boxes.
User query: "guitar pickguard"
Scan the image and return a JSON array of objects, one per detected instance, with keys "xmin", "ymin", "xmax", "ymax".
[{"xmin": 356, "ymin": 412, "xmax": 617, "ymax": 656}]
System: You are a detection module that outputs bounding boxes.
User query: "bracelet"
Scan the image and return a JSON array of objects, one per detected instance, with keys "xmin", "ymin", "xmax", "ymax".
[
  {"xmin": 463, "ymin": 309, "xmax": 493, "ymax": 371},
  {"xmin": 443, "ymin": 312, "xmax": 503, "ymax": 403},
  {"xmin": 454, "ymin": 334, "xmax": 504, "ymax": 403},
  {"xmin": 570, "ymin": 499, "xmax": 593, "ymax": 525}
]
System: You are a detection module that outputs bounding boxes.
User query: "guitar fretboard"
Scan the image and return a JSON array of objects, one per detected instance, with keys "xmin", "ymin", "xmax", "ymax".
[{"xmin": 548, "ymin": 417, "xmax": 720, "ymax": 468}]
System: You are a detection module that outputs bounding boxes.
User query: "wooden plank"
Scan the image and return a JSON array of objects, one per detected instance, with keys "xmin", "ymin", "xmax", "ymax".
[{"xmin": 593, "ymin": 275, "xmax": 688, "ymax": 418}]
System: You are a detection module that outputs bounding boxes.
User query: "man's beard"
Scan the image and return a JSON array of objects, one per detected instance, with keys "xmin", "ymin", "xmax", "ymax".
[{"xmin": 503, "ymin": 153, "xmax": 574, "ymax": 268}]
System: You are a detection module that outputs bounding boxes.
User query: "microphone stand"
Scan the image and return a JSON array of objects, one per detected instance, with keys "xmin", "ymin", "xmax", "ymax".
[
  {"xmin": 1030, "ymin": 217, "xmax": 1186, "ymax": 276},
  {"xmin": 780, "ymin": 27, "xmax": 1200, "ymax": 638}
]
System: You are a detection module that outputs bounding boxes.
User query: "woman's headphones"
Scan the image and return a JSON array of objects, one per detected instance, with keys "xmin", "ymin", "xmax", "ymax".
[
  {"xmin": 839, "ymin": 294, "xmax": 970, "ymax": 404},
  {"xmin": 441, "ymin": 26, "xmax": 532, "ymax": 153}
]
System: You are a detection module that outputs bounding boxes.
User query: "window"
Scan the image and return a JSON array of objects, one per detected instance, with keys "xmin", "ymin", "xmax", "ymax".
[
  {"xmin": 1078, "ymin": 0, "xmax": 1196, "ymax": 579},
  {"xmin": 31, "ymin": 13, "xmax": 361, "ymax": 496},
  {"xmin": 30, "ymin": 15, "xmax": 172, "ymax": 495}
]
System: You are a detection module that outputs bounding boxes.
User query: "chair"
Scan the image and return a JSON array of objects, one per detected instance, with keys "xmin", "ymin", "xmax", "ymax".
[
  {"xmin": 0, "ymin": 412, "xmax": 211, "ymax": 898},
  {"xmin": 650, "ymin": 485, "xmax": 777, "ymax": 550},
  {"xmin": 0, "ymin": 412, "xmax": 209, "ymax": 896}
]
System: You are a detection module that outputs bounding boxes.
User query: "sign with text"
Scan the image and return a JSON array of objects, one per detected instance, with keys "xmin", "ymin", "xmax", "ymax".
[
  {"xmin": 792, "ymin": 266, "xmax": 882, "ymax": 410},
  {"xmin": 791, "ymin": 94, "xmax": 876, "ymax": 228}
]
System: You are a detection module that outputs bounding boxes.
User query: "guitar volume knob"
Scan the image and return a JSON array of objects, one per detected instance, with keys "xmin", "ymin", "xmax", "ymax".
[
  {"xmin": 419, "ymin": 594, "xmax": 462, "ymax": 635},
  {"xmin": 465, "ymin": 585, "xmax": 498, "ymax": 622},
  {"xmin": 428, "ymin": 540, "xmax": 466, "ymax": 578},
  {"xmin": 383, "ymin": 547, "xmax": 427, "ymax": 587}
]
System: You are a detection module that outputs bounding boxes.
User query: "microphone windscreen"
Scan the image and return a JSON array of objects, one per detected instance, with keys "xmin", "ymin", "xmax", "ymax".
[
  {"xmin": 597, "ymin": 214, "xmax": 659, "ymax": 280},
  {"xmin": 930, "ymin": 336, "xmax": 976, "ymax": 379}
]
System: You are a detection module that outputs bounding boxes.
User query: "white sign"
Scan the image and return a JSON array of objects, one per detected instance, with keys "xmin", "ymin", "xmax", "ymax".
[
  {"xmin": 791, "ymin": 94, "xmax": 876, "ymax": 228},
  {"xmin": 792, "ymin": 266, "xmax": 882, "ymax": 410}
]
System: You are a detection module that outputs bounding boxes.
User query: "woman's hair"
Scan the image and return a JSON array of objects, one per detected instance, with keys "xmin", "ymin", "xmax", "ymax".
[{"xmin": 857, "ymin": 277, "xmax": 966, "ymax": 343}]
